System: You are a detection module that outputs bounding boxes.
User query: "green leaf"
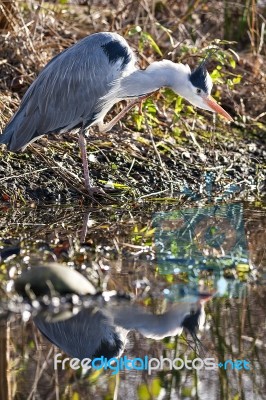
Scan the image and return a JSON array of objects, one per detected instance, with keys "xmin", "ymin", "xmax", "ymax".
[
  {"xmin": 172, "ymin": 127, "xmax": 182, "ymax": 137},
  {"xmin": 165, "ymin": 274, "xmax": 174, "ymax": 283},
  {"xmin": 150, "ymin": 378, "xmax": 161, "ymax": 396},
  {"xmin": 111, "ymin": 163, "xmax": 118, "ymax": 170},
  {"xmin": 128, "ymin": 26, "xmax": 142, "ymax": 36},
  {"xmin": 236, "ymin": 263, "xmax": 250, "ymax": 272},
  {"xmin": 230, "ymin": 58, "xmax": 236, "ymax": 68},
  {"xmin": 171, "ymin": 241, "xmax": 178, "ymax": 255},
  {"xmin": 141, "ymin": 32, "xmax": 163, "ymax": 56},
  {"xmin": 137, "ymin": 383, "xmax": 151, "ymax": 400},
  {"xmin": 175, "ymin": 96, "xmax": 183, "ymax": 113},
  {"xmin": 232, "ymin": 75, "xmax": 242, "ymax": 84},
  {"xmin": 113, "ymin": 183, "xmax": 130, "ymax": 189},
  {"xmin": 88, "ymin": 368, "xmax": 102, "ymax": 384},
  {"xmin": 133, "ymin": 114, "xmax": 144, "ymax": 131},
  {"xmin": 186, "ymin": 105, "xmax": 196, "ymax": 114},
  {"xmin": 155, "ymin": 22, "xmax": 175, "ymax": 47},
  {"xmin": 181, "ymin": 387, "xmax": 194, "ymax": 396},
  {"xmin": 210, "ymin": 69, "xmax": 222, "ymax": 82}
]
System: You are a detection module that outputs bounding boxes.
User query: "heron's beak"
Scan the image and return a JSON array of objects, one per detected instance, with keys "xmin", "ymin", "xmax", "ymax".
[{"xmin": 204, "ymin": 95, "xmax": 233, "ymax": 121}]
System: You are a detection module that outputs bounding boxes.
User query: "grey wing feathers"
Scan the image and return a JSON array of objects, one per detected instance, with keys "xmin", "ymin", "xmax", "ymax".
[{"xmin": 0, "ymin": 32, "xmax": 135, "ymax": 151}]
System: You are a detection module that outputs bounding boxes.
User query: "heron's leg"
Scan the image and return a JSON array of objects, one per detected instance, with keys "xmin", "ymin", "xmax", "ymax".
[
  {"xmin": 78, "ymin": 129, "xmax": 110, "ymax": 197},
  {"xmin": 98, "ymin": 100, "xmax": 138, "ymax": 133},
  {"xmin": 98, "ymin": 93, "xmax": 155, "ymax": 133},
  {"xmin": 78, "ymin": 129, "xmax": 92, "ymax": 191}
]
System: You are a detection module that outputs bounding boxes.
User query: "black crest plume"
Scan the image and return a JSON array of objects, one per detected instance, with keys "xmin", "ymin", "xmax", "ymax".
[{"xmin": 189, "ymin": 49, "xmax": 216, "ymax": 93}]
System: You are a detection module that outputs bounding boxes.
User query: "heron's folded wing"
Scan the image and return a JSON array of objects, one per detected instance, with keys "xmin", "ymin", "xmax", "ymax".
[{"xmin": 2, "ymin": 33, "xmax": 132, "ymax": 151}]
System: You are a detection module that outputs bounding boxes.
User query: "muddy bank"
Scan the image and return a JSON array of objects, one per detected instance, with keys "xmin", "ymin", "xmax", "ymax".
[{"xmin": 0, "ymin": 124, "xmax": 265, "ymax": 203}]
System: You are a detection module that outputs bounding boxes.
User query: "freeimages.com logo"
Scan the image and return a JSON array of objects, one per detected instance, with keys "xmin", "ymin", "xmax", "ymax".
[{"xmin": 54, "ymin": 354, "xmax": 251, "ymax": 375}]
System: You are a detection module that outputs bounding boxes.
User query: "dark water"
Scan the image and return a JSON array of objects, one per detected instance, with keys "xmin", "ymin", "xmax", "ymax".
[{"xmin": 0, "ymin": 201, "xmax": 265, "ymax": 400}]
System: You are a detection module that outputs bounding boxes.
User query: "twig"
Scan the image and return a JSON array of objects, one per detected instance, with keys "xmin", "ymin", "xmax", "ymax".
[
  {"xmin": 27, "ymin": 346, "xmax": 54, "ymax": 400},
  {"xmin": 138, "ymin": 188, "xmax": 169, "ymax": 200},
  {"xmin": 0, "ymin": 167, "xmax": 58, "ymax": 182}
]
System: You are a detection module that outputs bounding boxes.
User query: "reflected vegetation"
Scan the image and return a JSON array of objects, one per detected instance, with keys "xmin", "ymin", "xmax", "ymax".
[{"xmin": 0, "ymin": 201, "xmax": 265, "ymax": 399}]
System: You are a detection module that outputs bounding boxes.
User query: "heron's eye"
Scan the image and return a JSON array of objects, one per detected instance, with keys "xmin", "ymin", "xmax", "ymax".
[{"xmin": 196, "ymin": 88, "xmax": 202, "ymax": 95}]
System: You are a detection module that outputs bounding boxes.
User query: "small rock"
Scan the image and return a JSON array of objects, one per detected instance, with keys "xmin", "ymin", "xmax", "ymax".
[{"xmin": 15, "ymin": 263, "xmax": 96, "ymax": 297}]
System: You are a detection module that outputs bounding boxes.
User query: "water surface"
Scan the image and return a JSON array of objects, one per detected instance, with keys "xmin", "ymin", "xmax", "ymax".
[{"xmin": 0, "ymin": 201, "xmax": 265, "ymax": 400}]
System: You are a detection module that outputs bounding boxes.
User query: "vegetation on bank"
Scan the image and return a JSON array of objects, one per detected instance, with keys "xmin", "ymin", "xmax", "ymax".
[{"xmin": 0, "ymin": 0, "xmax": 265, "ymax": 204}]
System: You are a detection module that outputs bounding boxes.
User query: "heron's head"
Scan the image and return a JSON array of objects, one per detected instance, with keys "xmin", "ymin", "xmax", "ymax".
[{"xmin": 173, "ymin": 62, "xmax": 233, "ymax": 121}]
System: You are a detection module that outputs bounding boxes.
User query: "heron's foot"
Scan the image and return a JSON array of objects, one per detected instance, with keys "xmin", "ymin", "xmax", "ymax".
[
  {"xmin": 86, "ymin": 185, "xmax": 105, "ymax": 196},
  {"xmin": 86, "ymin": 186, "xmax": 114, "ymax": 204}
]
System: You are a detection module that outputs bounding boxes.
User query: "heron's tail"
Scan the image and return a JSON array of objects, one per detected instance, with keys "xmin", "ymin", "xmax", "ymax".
[
  {"xmin": 0, "ymin": 124, "xmax": 13, "ymax": 147},
  {"xmin": 0, "ymin": 107, "xmax": 39, "ymax": 152}
]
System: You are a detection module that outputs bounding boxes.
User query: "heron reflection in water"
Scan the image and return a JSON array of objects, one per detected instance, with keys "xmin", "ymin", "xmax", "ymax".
[{"xmin": 34, "ymin": 294, "xmax": 211, "ymax": 360}]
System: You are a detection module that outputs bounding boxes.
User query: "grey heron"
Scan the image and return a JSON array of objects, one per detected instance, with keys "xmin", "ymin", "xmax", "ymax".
[
  {"xmin": 34, "ymin": 294, "xmax": 211, "ymax": 360},
  {"xmin": 0, "ymin": 32, "xmax": 233, "ymax": 194}
]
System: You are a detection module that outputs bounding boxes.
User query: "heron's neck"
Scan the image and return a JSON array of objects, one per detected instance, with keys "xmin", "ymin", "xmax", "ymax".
[{"xmin": 118, "ymin": 60, "xmax": 190, "ymax": 98}]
